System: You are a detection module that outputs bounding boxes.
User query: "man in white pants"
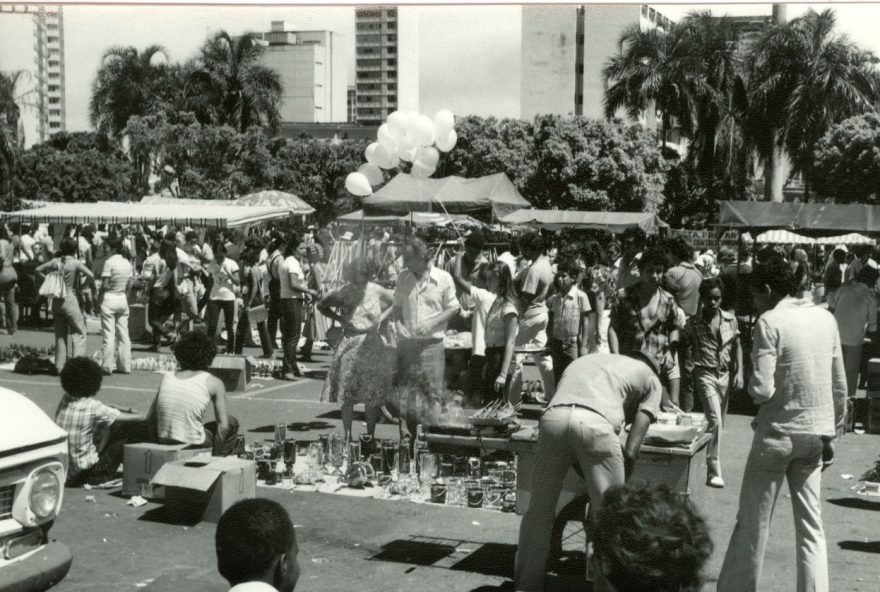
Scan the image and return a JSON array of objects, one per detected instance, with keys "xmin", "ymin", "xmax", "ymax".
[{"xmin": 717, "ymin": 259, "xmax": 847, "ymax": 592}]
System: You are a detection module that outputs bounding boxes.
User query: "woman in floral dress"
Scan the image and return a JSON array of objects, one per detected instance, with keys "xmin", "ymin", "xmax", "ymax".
[
  {"xmin": 318, "ymin": 259, "xmax": 394, "ymax": 443},
  {"xmin": 581, "ymin": 240, "xmax": 617, "ymax": 353}
]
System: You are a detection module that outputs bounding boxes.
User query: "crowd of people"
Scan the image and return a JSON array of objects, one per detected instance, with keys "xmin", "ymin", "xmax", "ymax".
[{"xmin": 25, "ymin": 218, "xmax": 870, "ymax": 591}]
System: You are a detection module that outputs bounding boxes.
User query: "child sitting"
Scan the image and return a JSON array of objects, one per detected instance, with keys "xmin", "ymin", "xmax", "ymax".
[{"xmin": 55, "ymin": 357, "xmax": 146, "ymax": 487}]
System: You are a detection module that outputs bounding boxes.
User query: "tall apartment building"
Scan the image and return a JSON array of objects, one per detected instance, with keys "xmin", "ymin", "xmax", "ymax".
[
  {"xmin": 347, "ymin": 85, "xmax": 358, "ymax": 123},
  {"xmin": 255, "ymin": 22, "xmax": 347, "ymax": 123},
  {"xmin": 0, "ymin": 3, "xmax": 66, "ymax": 144},
  {"xmin": 354, "ymin": 6, "xmax": 419, "ymax": 126},
  {"xmin": 521, "ymin": 4, "xmax": 670, "ymax": 125},
  {"xmin": 725, "ymin": 15, "xmax": 773, "ymax": 54}
]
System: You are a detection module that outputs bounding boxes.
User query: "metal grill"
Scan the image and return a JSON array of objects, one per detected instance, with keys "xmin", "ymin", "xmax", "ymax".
[{"xmin": 0, "ymin": 484, "xmax": 15, "ymax": 520}]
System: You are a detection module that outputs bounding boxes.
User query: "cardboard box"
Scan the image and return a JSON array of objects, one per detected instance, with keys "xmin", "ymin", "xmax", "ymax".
[
  {"xmin": 129, "ymin": 303, "xmax": 149, "ymax": 343},
  {"xmin": 122, "ymin": 443, "xmax": 210, "ymax": 499},
  {"xmin": 208, "ymin": 355, "xmax": 252, "ymax": 392},
  {"xmin": 151, "ymin": 455, "xmax": 256, "ymax": 523}
]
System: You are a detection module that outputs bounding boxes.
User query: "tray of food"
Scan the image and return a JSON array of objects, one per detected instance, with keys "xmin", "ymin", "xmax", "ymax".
[{"xmin": 470, "ymin": 400, "xmax": 520, "ymax": 427}]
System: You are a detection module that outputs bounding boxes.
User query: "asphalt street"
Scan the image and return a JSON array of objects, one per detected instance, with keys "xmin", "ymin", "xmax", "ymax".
[{"xmin": 2, "ymin": 327, "xmax": 879, "ymax": 591}]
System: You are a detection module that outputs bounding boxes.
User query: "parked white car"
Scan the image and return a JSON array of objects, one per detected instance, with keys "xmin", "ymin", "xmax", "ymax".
[{"xmin": 0, "ymin": 387, "xmax": 71, "ymax": 591}]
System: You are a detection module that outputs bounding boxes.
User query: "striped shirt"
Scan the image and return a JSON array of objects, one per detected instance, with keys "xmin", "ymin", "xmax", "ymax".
[
  {"xmin": 681, "ymin": 310, "xmax": 739, "ymax": 370},
  {"xmin": 155, "ymin": 372, "xmax": 213, "ymax": 445},
  {"xmin": 55, "ymin": 394, "xmax": 121, "ymax": 475}
]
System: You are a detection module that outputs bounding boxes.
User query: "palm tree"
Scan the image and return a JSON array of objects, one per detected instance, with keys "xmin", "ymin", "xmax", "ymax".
[
  {"xmin": 603, "ymin": 22, "xmax": 703, "ymax": 148},
  {"xmin": 749, "ymin": 9, "xmax": 879, "ymax": 200},
  {"xmin": 185, "ymin": 31, "xmax": 282, "ymax": 133},
  {"xmin": 89, "ymin": 44, "xmax": 170, "ymax": 140},
  {"xmin": 0, "ymin": 70, "xmax": 30, "ymax": 203}
]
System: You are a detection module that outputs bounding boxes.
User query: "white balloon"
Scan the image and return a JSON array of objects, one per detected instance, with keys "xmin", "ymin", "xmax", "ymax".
[
  {"xmin": 374, "ymin": 143, "xmax": 395, "ymax": 169},
  {"xmin": 398, "ymin": 145, "xmax": 417, "ymax": 163},
  {"xmin": 358, "ymin": 163, "xmax": 384, "ymax": 186},
  {"xmin": 397, "ymin": 133, "xmax": 417, "ymax": 160},
  {"xmin": 377, "ymin": 124, "xmax": 397, "ymax": 150},
  {"xmin": 365, "ymin": 142, "xmax": 380, "ymax": 164},
  {"xmin": 415, "ymin": 115, "xmax": 436, "ymax": 146},
  {"xmin": 387, "ymin": 111, "xmax": 408, "ymax": 137},
  {"xmin": 387, "ymin": 152, "xmax": 401, "ymax": 169},
  {"xmin": 345, "ymin": 172, "xmax": 373, "ymax": 196},
  {"xmin": 436, "ymin": 129, "xmax": 458, "ymax": 153},
  {"xmin": 415, "ymin": 146, "xmax": 440, "ymax": 170},
  {"xmin": 433, "ymin": 109, "xmax": 455, "ymax": 133},
  {"xmin": 410, "ymin": 160, "xmax": 436, "ymax": 179}
]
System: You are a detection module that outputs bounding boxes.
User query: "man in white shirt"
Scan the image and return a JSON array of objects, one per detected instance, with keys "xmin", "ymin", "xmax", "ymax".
[
  {"xmin": 830, "ymin": 260, "xmax": 879, "ymax": 398},
  {"xmin": 278, "ymin": 237, "xmax": 317, "ymax": 381},
  {"xmin": 393, "ymin": 236, "xmax": 460, "ymax": 444},
  {"xmin": 216, "ymin": 499, "xmax": 300, "ymax": 592},
  {"xmin": 718, "ymin": 260, "xmax": 847, "ymax": 592}
]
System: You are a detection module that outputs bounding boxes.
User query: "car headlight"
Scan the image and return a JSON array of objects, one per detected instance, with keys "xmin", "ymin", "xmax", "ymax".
[{"xmin": 29, "ymin": 468, "xmax": 61, "ymax": 519}]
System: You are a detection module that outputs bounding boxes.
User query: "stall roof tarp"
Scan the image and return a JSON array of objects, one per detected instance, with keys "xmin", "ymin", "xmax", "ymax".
[
  {"xmin": 362, "ymin": 173, "xmax": 529, "ymax": 216},
  {"xmin": 718, "ymin": 201, "xmax": 880, "ymax": 233},
  {"xmin": 336, "ymin": 209, "xmax": 486, "ymax": 228},
  {"xmin": 141, "ymin": 191, "xmax": 315, "ymax": 215},
  {"xmin": 6, "ymin": 201, "xmax": 291, "ymax": 228},
  {"xmin": 500, "ymin": 209, "xmax": 668, "ymax": 234},
  {"xmin": 754, "ymin": 230, "xmax": 876, "ymax": 245}
]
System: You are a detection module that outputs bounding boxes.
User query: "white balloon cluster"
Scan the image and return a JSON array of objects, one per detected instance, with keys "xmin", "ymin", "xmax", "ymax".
[{"xmin": 344, "ymin": 109, "xmax": 458, "ymax": 197}]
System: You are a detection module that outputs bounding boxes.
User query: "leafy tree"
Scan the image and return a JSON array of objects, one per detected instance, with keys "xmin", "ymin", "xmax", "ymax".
[
  {"xmin": 529, "ymin": 115, "xmax": 667, "ymax": 212},
  {"xmin": 603, "ymin": 21, "xmax": 701, "ymax": 147},
  {"xmin": 748, "ymin": 9, "xmax": 879, "ymax": 200},
  {"xmin": 813, "ymin": 112, "xmax": 880, "ymax": 203},
  {"xmin": 89, "ymin": 45, "xmax": 173, "ymax": 140},
  {"xmin": 186, "ymin": 31, "xmax": 282, "ymax": 133},
  {"xmin": 0, "ymin": 70, "xmax": 31, "ymax": 209},
  {"xmin": 13, "ymin": 132, "xmax": 135, "ymax": 202}
]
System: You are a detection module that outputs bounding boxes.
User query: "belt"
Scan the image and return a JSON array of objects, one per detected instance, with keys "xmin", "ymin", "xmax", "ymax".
[{"xmin": 544, "ymin": 403, "xmax": 603, "ymax": 417}]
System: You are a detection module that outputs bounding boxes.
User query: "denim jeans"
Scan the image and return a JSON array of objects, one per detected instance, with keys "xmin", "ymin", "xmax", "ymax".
[
  {"xmin": 53, "ymin": 294, "xmax": 87, "ymax": 371},
  {"xmin": 100, "ymin": 293, "xmax": 131, "ymax": 373},
  {"xmin": 235, "ymin": 305, "xmax": 272, "ymax": 357},
  {"xmin": 693, "ymin": 367, "xmax": 730, "ymax": 479},
  {"xmin": 510, "ymin": 312, "xmax": 556, "ymax": 403},
  {"xmin": 207, "ymin": 299, "xmax": 236, "ymax": 353},
  {"xmin": 514, "ymin": 405, "xmax": 624, "ymax": 592},
  {"xmin": 549, "ymin": 336, "xmax": 579, "ymax": 384},
  {"xmin": 280, "ymin": 298, "xmax": 303, "ymax": 375},
  {"xmin": 717, "ymin": 425, "xmax": 828, "ymax": 592}
]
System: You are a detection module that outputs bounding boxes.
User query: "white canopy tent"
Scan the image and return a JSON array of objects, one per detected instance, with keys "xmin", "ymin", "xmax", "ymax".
[
  {"xmin": 755, "ymin": 229, "xmax": 875, "ymax": 246},
  {"xmin": 5, "ymin": 201, "xmax": 292, "ymax": 229}
]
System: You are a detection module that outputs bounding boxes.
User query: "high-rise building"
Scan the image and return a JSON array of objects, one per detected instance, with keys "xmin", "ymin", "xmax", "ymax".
[
  {"xmin": 354, "ymin": 6, "xmax": 418, "ymax": 126},
  {"xmin": 254, "ymin": 22, "xmax": 347, "ymax": 123},
  {"xmin": 347, "ymin": 85, "xmax": 358, "ymax": 123},
  {"xmin": 521, "ymin": 4, "xmax": 670, "ymax": 124},
  {"xmin": 0, "ymin": 4, "xmax": 66, "ymax": 145},
  {"xmin": 724, "ymin": 15, "xmax": 773, "ymax": 53}
]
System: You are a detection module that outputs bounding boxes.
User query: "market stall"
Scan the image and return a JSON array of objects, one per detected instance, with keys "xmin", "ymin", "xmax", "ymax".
[
  {"xmin": 5, "ymin": 201, "xmax": 292, "ymax": 228},
  {"xmin": 362, "ymin": 172, "xmax": 530, "ymax": 218},
  {"xmin": 500, "ymin": 209, "xmax": 668, "ymax": 235},
  {"xmin": 140, "ymin": 190, "xmax": 316, "ymax": 217}
]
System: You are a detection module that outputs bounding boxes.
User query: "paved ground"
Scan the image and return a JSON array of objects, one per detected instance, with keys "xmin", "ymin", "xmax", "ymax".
[{"xmin": 2, "ymin": 327, "xmax": 879, "ymax": 591}]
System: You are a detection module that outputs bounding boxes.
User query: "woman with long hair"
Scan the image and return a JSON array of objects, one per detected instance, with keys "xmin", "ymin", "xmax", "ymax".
[
  {"xmin": 36, "ymin": 237, "xmax": 94, "ymax": 370},
  {"xmin": 318, "ymin": 258, "xmax": 394, "ymax": 443},
  {"xmin": 0, "ymin": 224, "xmax": 19, "ymax": 334},
  {"xmin": 299, "ymin": 242, "xmax": 327, "ymax": 362},
  {"xmin": 479, "ymin": 262, "xmax": 520, "ymax": 401},
  {"xmin": 234, "ymin": 247, "xmax": 273, "ymax": 357},
  {"xmin": 205, "ymin": 241, "xmax": 240, "ymax": 353},
  {"xmin": 97, "ymin": 236, "xmax": 134, "ymax": 374}
]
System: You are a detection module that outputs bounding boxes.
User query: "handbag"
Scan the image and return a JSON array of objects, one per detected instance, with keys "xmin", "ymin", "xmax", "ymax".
[
  {"xmin": 248, "ymin": 304, "xmax": 268, "ymax": 324},
  {"xmin": 38, "ymin": 261, "xmax": 66, "ymax": 300}
]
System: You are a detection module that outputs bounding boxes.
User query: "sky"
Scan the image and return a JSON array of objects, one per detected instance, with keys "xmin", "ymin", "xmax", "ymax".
[{"xmin": 3, "ymin": 2, "xmax": 880, "ymax": 142}]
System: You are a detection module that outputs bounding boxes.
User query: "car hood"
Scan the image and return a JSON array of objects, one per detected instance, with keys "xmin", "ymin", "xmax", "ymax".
[{"xmin": 0, "ymin": 387, "xmax": 67, "ymax": 452}]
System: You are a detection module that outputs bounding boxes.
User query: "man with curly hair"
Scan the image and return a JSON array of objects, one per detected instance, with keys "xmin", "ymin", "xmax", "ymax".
[{"xmin": 592, "ymin": 483, "xmax": 712, "ymax": 592}]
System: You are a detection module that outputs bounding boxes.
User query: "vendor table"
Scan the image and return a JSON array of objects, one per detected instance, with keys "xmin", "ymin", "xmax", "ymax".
[{"xmin": 426, "ymin": 420, "xmax": 711, "ymax": 515}]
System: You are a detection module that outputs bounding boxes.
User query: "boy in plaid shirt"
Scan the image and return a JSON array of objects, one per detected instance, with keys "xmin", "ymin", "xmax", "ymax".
[
  {"xmin": 547, "ymin": 259, "xmax": 591, "ymax": 384},
  {"xmin": 680, "ymin": 277, "xmax": 743, "ymax": 489},
  {"xmin": 55, "ymin": 357, "xmax": 146, "ymax": 486}
]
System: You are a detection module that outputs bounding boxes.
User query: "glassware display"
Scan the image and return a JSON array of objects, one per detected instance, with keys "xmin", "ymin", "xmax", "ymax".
[
  {"xmin": 418, "ymin": 453, "xmax": 437, "ymax": 485},
  {"xmin": 329, "ymin": 434, "xmax": 346, "ymax": 477}
]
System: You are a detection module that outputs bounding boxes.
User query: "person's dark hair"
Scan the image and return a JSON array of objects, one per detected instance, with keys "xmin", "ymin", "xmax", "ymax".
[
  {"xmin": 61, "ymin": 357, "xmax": 103, "ymax": 398},
  {"xmin": 507, "ymin": 237, "xmax": 520, "ymax": 257},
  {"xmin": 857, "ymin": 262, "xmax": 880, "ymax": 286},
  {"xmin": 582, "ymin": 240, "xmax": 607, "ymax": 267},
  {"xmin": 464, "ymin": 231, "xmax": 485, "ymax": 251},
  {"xmin": 698, "ymin": 277, "xmax": 724, "ymax": 299},
  {"xmin": 594, "ymin": 483, "xmax": 712, "ymax": 592},
  {"xmin": 518, "ymin": 232, "xmax": 545, "ymax": 256},
  {"xmin": 666, "ymin": 237, "xmax": 694, "ymax": 263},
  {"xmin": 283, "ymin": 235, "xmax": 301, "ymax": 258},
  {"xmin": 59, "ymin": 236, "xmax": 77, "ymax": 257},
  {"xmin": 185, "ymin": 230, "xmax": 198, "ymax": 242},
  {"xmin": 214, "ymin": 241, "xmax": 228, "ymax": 257},
  {"xmin": 832, "ymin": 248, "xmax": 847, "ymax": 264},
  {"xmin": 160, "ymin": 238, "xmax": 178, "ymax": 269},
  {"xmin": 556, "ymin": 258, "xmax": 581, "ymax": 280},
  {"xmin": 621, "ymin": 228, "xmax": 647, "ymax": 250},
  {"xmin": 80, "ymin": 227, "xmax": 94, "ymax": 242},
  {"xmin": 637, "ymin": 248, "xmax": 667, "ymax": 273},
  {"xmin": 172, "ymin": 331, "xmax": 217, "ymax": 371},
  {"xmin": 106, "ymin": 236, "xmax": 123, "ymax": 253},
  {"xmin": 750, "ymin": 260, "xmax": 797, "ymax": 297},
  {"xmin": 216, "ymin": 498, "xmax": 296, "ymax": 586}
]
